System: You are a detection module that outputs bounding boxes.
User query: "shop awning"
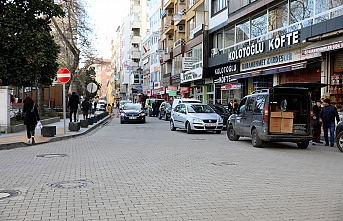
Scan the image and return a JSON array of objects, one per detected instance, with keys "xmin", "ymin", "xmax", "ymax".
[
  {"xmin": 302, "ymin": 35, "xmax": 343, "ymax": 55},
  {"xmin": 230, "ymin": 61, "xmax": 307, "ymax": 80}
]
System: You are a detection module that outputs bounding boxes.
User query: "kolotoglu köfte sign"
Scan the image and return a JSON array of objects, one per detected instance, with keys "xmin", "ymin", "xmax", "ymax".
[{"xmin": 228, "ymin": 31, "xmax": 300, "ymax": 61}]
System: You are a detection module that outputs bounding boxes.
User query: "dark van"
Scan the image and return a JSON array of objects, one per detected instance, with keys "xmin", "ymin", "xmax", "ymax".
[{"xmin": 227, "ymin": 83, "xmax": 326, "ymax": 148}]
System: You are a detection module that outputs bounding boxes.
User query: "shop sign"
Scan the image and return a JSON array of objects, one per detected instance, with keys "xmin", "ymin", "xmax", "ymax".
[
  {"xmin": 153, "ymin": 66, "xmax": 159, "ymax": 72},
  {"xmin": 180, "ymin": 87, "xmax": 190, "ymax": 93},
  {"xmin": 181, "ymin": 67, "xmax": 202, "ymax": 83},
  {"xmin": 214, "ymin": 75, "xmax": 233, "ymax": 84},
  {"xmin": 229, "ymin": 31, "xmax": 299, "ymax": 61},
  {"xmin": 135, "ymin": 86, "xmax": 142, "ymax": 90},
  {"xmin": 168, "ymin": 90, "xmax": 177, "ymax": 96},
  {"xmin": 240, "ymin": 47, "xmax": 320, "ymax": 72},
  {"xmin": 214, "ymin": 64, "xmax": 238, "ymax": 75},
  {"xmin": 154, "ymin": 82, "xmax": 160, "ymax": 88},
  {"xmin": 153, "ymin": 90, "xmax": 160, "ymax": 95},
  {"xmin": 168, "ymin": 86, "xmax": 177, "ymax": 90},
  {"xmin": 182, "ymin": 57, "xmax": 193, "ymax": 71},
  {"xmin": 220, "ymin": 83, "xmax": 241, "ymax": 90},
  {"xmin": 149, "ymin": 82, "xmax": 154, "ymax": 90},
  {"xmin": 302, "ymin": 41, "xmax": 343, "ymax": 55}
]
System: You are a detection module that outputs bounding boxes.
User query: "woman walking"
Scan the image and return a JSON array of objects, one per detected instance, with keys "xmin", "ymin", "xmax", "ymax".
[{"xmin": 23, "ymin": 96, "xmax": 40, "ymax": 144}]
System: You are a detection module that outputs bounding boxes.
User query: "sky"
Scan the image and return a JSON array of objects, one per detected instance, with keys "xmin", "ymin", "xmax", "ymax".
[{"xmin": 86, "ymin": 0, "xmax": 130, "ymax": 59}]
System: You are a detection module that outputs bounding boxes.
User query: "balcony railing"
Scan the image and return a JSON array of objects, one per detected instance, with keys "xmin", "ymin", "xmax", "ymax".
[{"xmin": 163, "ymin": 19, "xmax": 174, "ymax": 32}]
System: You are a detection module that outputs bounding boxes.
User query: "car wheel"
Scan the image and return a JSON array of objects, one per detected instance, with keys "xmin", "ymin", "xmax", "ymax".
[
  {"xmin": 120, "ymin": 120, "xmax": 124, "ymax": 124},
  {"xmin": 186, "ymin": 122, "xmax": 193, "ymax": 134},
  {"xmin": 251, "ymin": 128, "xmax": 263, "ymax": 147},
  {"xmin": 297, "ymin": 141, "xmax": 309, "ymax": 149},
  {"xmin": 215, "ymin": 130, "xmax": 221, "ymax": 134},
  {"xmin": 227, "ymin": 125, "xmax": 239, "ymax": 141},
  {"xmin": 336, "ymin": 131, "xmax": 343, "ymax": 152},
  {"xmin": 170, "ymin": 120, "xmax": 176, "ymax": 131}
]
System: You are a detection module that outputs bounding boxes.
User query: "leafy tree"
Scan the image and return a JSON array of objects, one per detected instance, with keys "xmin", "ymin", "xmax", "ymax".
[{"xmin": 0, "ymin": 0, "xmax": 64, "ymax": 114}]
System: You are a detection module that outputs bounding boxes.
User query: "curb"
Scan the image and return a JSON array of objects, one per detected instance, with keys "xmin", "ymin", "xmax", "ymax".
[{"xmin": 0, "ymin": 116, "xmax": 112, "ymax": 151}]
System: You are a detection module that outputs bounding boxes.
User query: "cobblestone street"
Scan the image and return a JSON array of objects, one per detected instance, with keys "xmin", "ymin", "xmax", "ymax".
[{"xmin": 1, "ymin": 117, "xmax": 343, "ymax": 221}]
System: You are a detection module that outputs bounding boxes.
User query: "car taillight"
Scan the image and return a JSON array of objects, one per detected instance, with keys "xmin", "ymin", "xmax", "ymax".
[{"xmin": 263, "ymin": 105, "xmax": 268, "ymax": 123}]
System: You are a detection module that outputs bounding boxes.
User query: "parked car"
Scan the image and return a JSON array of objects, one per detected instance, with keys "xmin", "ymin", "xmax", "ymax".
[
  {"xmin": 171, "ymin": 98, "xmax": 202, "ymax": 110},
  {"xmin": 208, "ymin": 104, "xmax": 231, "ymax": 129},
  {"xmin": 120, "ymin": 103, "xmax": 146, "ymax": 124},
  {"xmin": 158, "ymin": 101, "xmax": 172, "ymax": 121},
  {"xmin": 170, "ymin": 103, "xmax": 223, "ymax": 134},
  {"xmin": 145, "ymin": 98, "xmax": 165, "ymax": 117},
  {"xmin": 335, "ymin": 121, "xmax": 343, "ymax": 152},
  {"xmin": 227, "ymin": 82, "xmax": 326, "ymax": 148}
]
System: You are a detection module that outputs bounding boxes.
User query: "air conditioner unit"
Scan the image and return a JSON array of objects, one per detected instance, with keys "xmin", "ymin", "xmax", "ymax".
[
  {"xmin": 178, "ymin": 25, "xmax": 185, "ymax": 32},
  {"xmin": 167, "ymin": 9, "xmax": 173, "ymax": 15},
  {"xmin": 168, "ymin": 34, "xmax": 173, "ymax": 40},
  {"xmin": 179, "ymin": 0, "xmax": 185, "ymax": 3},
  {"xmin": 133, "ymin": 43, "xmax": 139, "ymax": 48},
  {"xmin": 211, "ymin": 48, "xmax": 219, "ymax": 57}
]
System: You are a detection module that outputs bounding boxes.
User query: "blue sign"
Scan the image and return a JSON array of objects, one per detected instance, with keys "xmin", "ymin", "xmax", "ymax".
[{"xmin": 135, "ymin": 86, "xmax": 142, "ymax": 90}]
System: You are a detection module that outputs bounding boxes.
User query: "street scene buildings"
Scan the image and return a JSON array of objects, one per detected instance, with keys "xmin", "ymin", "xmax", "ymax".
[{"xmin": 109, "ymin": 0, "xmax": 343, "ymax": 109}]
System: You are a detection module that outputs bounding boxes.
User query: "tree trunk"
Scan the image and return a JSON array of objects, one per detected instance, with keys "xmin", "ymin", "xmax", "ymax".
[{"xmin": 37, "ymin": 83, "xmax": 45, "ymax": 116}]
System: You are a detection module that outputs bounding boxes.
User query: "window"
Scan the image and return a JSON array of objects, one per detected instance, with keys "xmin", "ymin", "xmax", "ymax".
[
  {"xmin": 188, "ymin": 18, "xmax": 195, "ymax": 39},
  {"xmin": 251, "ymin": 12, "xmax": 267, "ymax": 39},
  {"xmin": 213, "ymin": 30, "xmax": 223, "ymax": 49},
  {"xmin": 246, "ymin": 96, "xmax": 256, "ymax": 112},
  {"xmin": 212, "ymin": 0, "xmax": 227, "ymax": 15},
  {"xmin": 268, "ymin": 2, "xmax": 288, "ymax": 33},
  {"xmin": 224, "ymin": 26, "xmax": 235, "ymax": 49},
  {"xmin": 236, "ymin": 19, "xmax": 250, "ymax": 44}
]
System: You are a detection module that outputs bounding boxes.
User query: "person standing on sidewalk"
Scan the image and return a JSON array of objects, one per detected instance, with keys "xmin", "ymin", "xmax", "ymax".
[
  {"xmin": 81, "ymin": 97, "xmax": 91, "ymax": 120},
  {"xmin": 23, "ymin": 96, "xmax": 40, "ymax": 144},
  {"xmin": 68, "ymin": 92, "xmax": 80, "ymax": 122},
  {"xmin": 312, "ymin": 100, "xmax": 323, "ymax": 143},
  {"xmin": 319, "ymin": 98, "xmax": 340, "ymax": 147}
]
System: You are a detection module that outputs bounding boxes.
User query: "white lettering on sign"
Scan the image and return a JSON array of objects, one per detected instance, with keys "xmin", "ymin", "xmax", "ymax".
[
  {"xmin": 214, "ymin": 75, "xmax": 231, "ymax": 84},
  {"xmin": 229, "ymin": 31, "xmax": 299, "ymax": 61},
  {"xmin": 214, "ymin": 64, "xmax": 237, "ymax": 75}
]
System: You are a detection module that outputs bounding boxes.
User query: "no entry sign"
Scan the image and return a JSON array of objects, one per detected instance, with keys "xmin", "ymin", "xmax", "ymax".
[{"xmin": 57, "ymin": 68, "xmax": 71, "ymax": 83}]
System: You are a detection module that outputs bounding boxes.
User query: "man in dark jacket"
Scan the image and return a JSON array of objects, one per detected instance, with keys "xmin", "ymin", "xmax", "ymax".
[
  {"xmin": 68, "ymin": 92, "xmax": 80, "ymax": 122},
  {"xmin": 81, "ymin": 97, "xmax": 91, "ymax": 120},
  {"xmin": 319, "ymin": 98, "xmax": 340, "ymax": 147}
]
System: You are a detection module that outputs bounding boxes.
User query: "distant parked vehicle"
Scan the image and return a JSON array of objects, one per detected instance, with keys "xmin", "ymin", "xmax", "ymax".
[
  {"xmin": 171, "ymin": 98, "xmax": 202, "ymax": 110},
  {"xmin": 170, "ymin": 103, "xmax": 223, "ymax": 134},
  {"xmin": 158, "ymin": 101, "xmax": 172, "ymax": 121},
  {"xmin": 208, "ymin": 104, "xmax": 231, "ymax": 129}
]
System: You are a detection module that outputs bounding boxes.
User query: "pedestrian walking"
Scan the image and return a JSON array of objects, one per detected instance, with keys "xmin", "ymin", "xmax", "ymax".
[
  {"xmin": 312, "ymin": 100, "xmax": 323, "ymax": 143},
  {"xmin": 68, "ymin": 92, "xmax": 80, "ymax": 122},
  {"xmin": 232, "ymin": 100, "xmax": 238, "ymax": 113},
  {"xmin": 106, "ymin": 103, "xmax": 113, "ymax": 116},
  {"xmin": 319, "ymin": 98, "xmax": 340, "ymax": 147},
  {"xmin": 311, "ymin": 114, "xmax": 322, "ymax": 146},
  {"xmin": 23, "ymin": 96, "xmax": 40, "ymax": 144},
  {"xmin": 81, "ymin": 97, "xmax": 91, "ymax": 120}
]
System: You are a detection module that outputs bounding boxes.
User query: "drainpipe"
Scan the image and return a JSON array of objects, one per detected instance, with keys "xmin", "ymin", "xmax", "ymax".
[{"xmin": 204, "ymin": 0, "xmax": 209, "ymax": 31}]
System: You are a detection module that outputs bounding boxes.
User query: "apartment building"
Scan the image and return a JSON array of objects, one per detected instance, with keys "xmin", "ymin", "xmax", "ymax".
[
  {"xmin": 208, "ymin": 0, "xmax": 343, "ymax": 108},
  {"xmin": 158, "ymin": 0, "xmax": 210, "ymax": 102}
]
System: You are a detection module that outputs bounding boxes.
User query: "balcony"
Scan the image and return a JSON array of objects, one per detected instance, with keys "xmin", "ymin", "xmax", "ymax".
[
  {"xmin": 131, "ymin": 51, "xmax": 141, "ymax": 59},
  {"xmin": 130, "ymin": 5, "xmax": 140, "ymax": 13},
  {"xmin": 131, "ymin": 20, "xmax": 141, "ymax": 30},
  {"xmin": 163, "ymin": 19, "xmax": 174, "ymax": 34},
  {"xmin": 131, "ymin": 35, "xmax": 141, "ymax": 44},
  {"xmin": 174, "ymin": 14, "xmax": 186, "ymax": 26},
  {"xmin": 189, "ymin": 0, "xmax": 204, "ymax": 11},
  {"xmin": 163, "ymin": 0, "xmax": 174, "ymax": 10}
]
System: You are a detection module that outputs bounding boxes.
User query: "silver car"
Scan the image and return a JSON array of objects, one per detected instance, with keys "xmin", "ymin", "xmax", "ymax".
[{"xmin": 170, "ymin": 103, "xmax": 223, "ymax": 134}]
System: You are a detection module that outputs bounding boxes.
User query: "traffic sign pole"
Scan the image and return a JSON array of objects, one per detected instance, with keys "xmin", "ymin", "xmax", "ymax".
[{"xmin": 57, "ymin": 68, "xmax": 71, "ymax": 135}]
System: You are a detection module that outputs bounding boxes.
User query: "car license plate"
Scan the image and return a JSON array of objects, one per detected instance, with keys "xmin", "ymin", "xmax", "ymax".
[
  {"xmin": 129, "ymin": 117, "xmax": 136, "ymax": 119},
  {"xmin": 206, "ymin": 123, "xmax": 216, "ymax": 127}
]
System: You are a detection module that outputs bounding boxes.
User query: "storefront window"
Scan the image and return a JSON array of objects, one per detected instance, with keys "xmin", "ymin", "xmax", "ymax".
[
  {"xmin": 213, "ymin": 30, "xmax": 223, "ymax": 49},
  {"xmin": 251, "ymin": 12, "xmax": 267, "ymax": 40},
  {"xmin": 315, "ymin": 0, "xmax": 343, "ymax": 15},
  {"xmin": 192, "ymin": 44, "xmax": 202, "ymax": 69},
  {"xmin": 290, "ymin": 0, "xmax": 314, "ymax": 25},
  {"xmin": 224, "ymin": 26, "xmax": 235, "ymax": 51},
  {"xmin": 236, "ymin": 19, "xmax": 250, "ymax": 45},
  {"xmin": 268, "ymin": 2, "xmax": 288, "ymax": 36}
]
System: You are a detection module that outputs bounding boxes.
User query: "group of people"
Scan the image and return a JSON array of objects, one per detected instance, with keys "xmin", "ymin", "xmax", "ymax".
[{"xmin": 312, "ymin": 98, "xmax": 340, "ymax": 147}]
